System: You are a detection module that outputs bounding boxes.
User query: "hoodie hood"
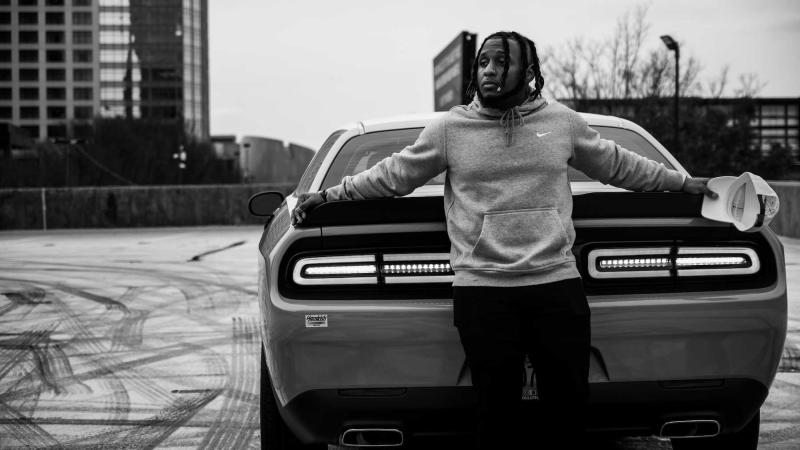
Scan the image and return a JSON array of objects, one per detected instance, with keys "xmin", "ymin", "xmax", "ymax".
[{"xmin": 467, "ymin": 93, "xmax": 548, "ymax": 146}]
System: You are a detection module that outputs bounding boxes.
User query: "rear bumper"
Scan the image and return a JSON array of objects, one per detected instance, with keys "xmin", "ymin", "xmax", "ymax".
[{"xmin": 280, "ymin": 379, "xmax": 767, "ymax": 445}]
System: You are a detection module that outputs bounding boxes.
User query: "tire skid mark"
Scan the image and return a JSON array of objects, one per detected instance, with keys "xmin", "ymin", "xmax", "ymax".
[
  {"xmin": 46, "ymin": 289, "xmax": 167, "ymax": 404},
  {"xmin": 0, "ymin": 326, "xmax": 56, "ymax": 383},
  {"xmin": 0, "ymin": 263, "xmax": 259, "ymax": 296},
  {"xmin": 60, "ymin": 340, "xmax": 229, "ymax": 448},
  {"xmin": 0, "ymin": 398, "xmax": 60, "ymax": 448},
  {"xmin": 110, "ymin": 308, "xmax": 150, "ymax": 350},
  {"xmin": 760, "ymin": 424, "xmax": 800, "ymax": 444},
  {"xmin": 31, "ymin": 341, "xmax": 92, "ymax": 396},
  {"xmin": 778, "ymin": 339, "xmax": 800, "ymax": 373},
  {"xmin": 0, "ymin": 306, "xmax": 129, "ymax": 426},
  {"xmin": 198, "ymin": 317, "xmax": 259, "ymax": 450},
  {"xmin": 56, "ymin": 285, "xmax": 128, "ymax": 313},
  {"xmin": 229, "ymin": 317, "xmax": 260, "ymax": 450},
  {"xmin": 57, "ymin": 388, "xmax": 222, "ymax": 449},
  {"xmin": 0, "ymin": 336, "xmax": 230, "ymax": 404},
  {"xmin": 0, "ymin": 288, "xmax": 49, "ymax": 318}
]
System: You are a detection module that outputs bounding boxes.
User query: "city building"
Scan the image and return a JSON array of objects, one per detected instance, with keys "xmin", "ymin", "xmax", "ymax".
[
  {"xmin": 0, "ymin": 0, "xmax": 208, "ymax": 142},
  {"xmin": 239, "ymin": 136, "xmax": 314, "ymax": 185},
  {"xmin": 565, "ymin": 97, "xmax": 800, "ymax": 164}
]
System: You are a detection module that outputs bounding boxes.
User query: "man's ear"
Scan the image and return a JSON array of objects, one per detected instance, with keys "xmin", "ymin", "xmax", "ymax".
[{"xmin": 525, "ymin": 65, "xmax": 535, "ymax": 84}]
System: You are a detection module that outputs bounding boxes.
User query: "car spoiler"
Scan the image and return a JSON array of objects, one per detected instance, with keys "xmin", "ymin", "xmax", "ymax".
[{"xmin": 296, "ymin": 192, "xmax": 704, "ymax": 228}]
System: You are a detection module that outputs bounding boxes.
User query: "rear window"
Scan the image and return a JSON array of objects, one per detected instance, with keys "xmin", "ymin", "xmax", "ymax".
[{"xmin": 321, "ymin": 125, "xmax": 674, "ymax": 188}]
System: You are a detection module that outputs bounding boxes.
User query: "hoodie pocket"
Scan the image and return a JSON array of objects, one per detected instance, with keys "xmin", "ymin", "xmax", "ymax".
[{"xmin": 468, "ymin": 208, "xmax": 568, "ymax": 271}]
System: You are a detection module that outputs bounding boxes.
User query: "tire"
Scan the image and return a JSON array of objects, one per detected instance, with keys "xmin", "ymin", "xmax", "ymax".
[
  {"xmin": 261, "ymin": 347, "xmax": 326, "ymax": 450},
  {"xmin": 670, "ymin": 411, "xmax": 760, "ymax": 450}
]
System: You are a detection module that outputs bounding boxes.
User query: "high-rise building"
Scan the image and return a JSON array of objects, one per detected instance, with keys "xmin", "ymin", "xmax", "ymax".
[{"xmin": 0, "ymin": 0, "xmax": 208, "ymax": 141}]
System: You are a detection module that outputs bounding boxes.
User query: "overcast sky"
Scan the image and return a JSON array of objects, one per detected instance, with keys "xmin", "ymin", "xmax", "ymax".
[{"xmin": 208, "ymin": 0, "xmax": 800, "ymax": 150}]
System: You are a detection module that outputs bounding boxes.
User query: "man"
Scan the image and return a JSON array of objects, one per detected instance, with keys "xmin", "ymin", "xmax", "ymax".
[{"xmin": 293, "ymin": 31, "xmax": 716, "ymax": 448}]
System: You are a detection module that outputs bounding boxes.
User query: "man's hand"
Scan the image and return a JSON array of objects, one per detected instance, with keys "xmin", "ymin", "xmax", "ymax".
[
  {"xmin": 682, "ymin": 177, "xmax": 718, "ymax": 199},
  {"xmin": 291, "ymin": 191, "xmax": 325, "ymax": 225}
]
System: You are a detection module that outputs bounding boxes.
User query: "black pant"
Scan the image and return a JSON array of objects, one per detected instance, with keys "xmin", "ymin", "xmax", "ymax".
[{"xmin": 453, "ymin": 278, "xmax": 591, "ymax": 449}]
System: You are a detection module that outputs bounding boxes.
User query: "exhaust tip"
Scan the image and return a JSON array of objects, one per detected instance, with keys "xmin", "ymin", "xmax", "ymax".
[
  {"xmin": 660, "ymin": 419, "xmax": 721, "ymax": 438},
  {"xmin": 340, "ymin": 428, "xmax": 404, "ymax": 447}
]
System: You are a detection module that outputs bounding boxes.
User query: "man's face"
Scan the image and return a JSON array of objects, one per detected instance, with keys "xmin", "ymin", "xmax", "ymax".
[{"xmin": 477, "ymin": 38, "xmax": 526, "ymax": 101}]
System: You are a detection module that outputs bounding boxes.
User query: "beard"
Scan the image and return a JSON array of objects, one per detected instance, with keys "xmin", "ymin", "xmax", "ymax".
[{"xmin": 476, "ymin": 79, "xmax": 531, "ymax": 109}]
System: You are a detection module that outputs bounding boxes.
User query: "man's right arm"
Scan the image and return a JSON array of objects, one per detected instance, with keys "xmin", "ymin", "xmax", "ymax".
[
  {"xmin": 326, "ymin": 118, "xmax": 447, "ymax": 201},
  {"xmin": 292, "ymin": 117, "xmax": 447, "ymax": 225}
]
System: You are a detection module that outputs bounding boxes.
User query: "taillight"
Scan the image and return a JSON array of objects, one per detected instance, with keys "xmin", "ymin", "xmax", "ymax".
[
  {"xmin": 292, "ymin": 253, "xmax": 454, "ymax": 285},
  {"xmin": 293, "ymin": 255, "xmax": 378, "ymax": 285},
  {"xmin": 588, "ymin": 246, "xmax": 760, "ymax": 280}
]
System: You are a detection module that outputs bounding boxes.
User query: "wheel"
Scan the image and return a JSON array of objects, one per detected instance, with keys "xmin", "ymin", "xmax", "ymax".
[
  {"xmin": 670, "ymin": 411, "xmax": 759, "ymax": 450},
  {"xmin": 261, "ymin": 347, "xmax": 326, "ymax": 450}
]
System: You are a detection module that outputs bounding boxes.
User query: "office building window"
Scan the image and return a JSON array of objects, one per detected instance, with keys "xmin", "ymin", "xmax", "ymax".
[
  {"xmin": 46, "ymin": 49, "xmax": 65, "ymax": 62},
  {"xmin": 73, "ymin": 68, "xmax": 92, "ymax": 81},
  {"xmin": 72, "ymin": 30, "xmax": 92, "ymax": 44},
  {"xmin": 47, "ymin": 125, "xmax": 67, "ymax": 138},
  {"xmin": 99, "ymin": 11, "xmax": 130, "ymax": 26},
  {"xmin": 73, "ymin": 123, "xmax": 92, "ymax": 139},
  {"xmin": 0, "ymin": 88, "xmax": 10, "ymax": 100},
  {"xmin": 19, "ymin": 50, "xmax": 38, "ymax": 63},
  {"xmin": 19, "ymin": 12, "xmax": 38, "ymax": 25},
  {"xmin": 0, "ymin": 107, "xmax": 11, "ymax": 120},
  {"xmin": 21, "ymin": 126, "xmax": 40, "ymax": 138},
  {"xmin": 19, "ymin": 31, "xmax": 38, "ymax": 44},
  {"xmin": 0, "ymin": 69, "xmax": 10, "ymax": 81},
  {"xmin": 21, "ymin": 106, "xmax": 39, "ymax": 119},
  {"xmin": 20, "ymin": 87, "xmax": 39, "ymax": 100},
  {"xmin": 47, "ymin": 87, "xmax": 66, "ymax": 100},
  {"xmin": 0, "ymin": 50, "xmax": 10, "ymax": 62},
  {"xmin": 0, "ymin": 32, "xmax": 10, "ymax": 44},
  {"xmin": 73, "ymin": 49, "xmax": 92, "ymax": 63},
  {"xmin": 72, "ymin": 11, "xmax": 92, "ymax": 25},
  {"xmin": 73, "ymin": 0, "xmax": 92, "ymax": 5},
  {"xmin": 47, "ymin": 106, "xmax": 66, "ymax": 119},
  {"xmin": 19, "ymin": 68, "xmax": 38, "ymax": 81},
  {"xmin": 46, "ymin": 68, "xmax": 65, "ymax": 81},
  {"xmin": 46, "ymin": 0, "xmax": 65, "ymax": 5},
  {"xmin": 0, "ymin": 12, "xmax": 10, "ymax": 25},
  {"xmin": 46, "ymin": 31, "xmax": 65, "ymax": 44},
  {"xmin": 45, "ymin": 12, "xmax": 64, "ymax": 25},
  {"xmin": 74, "ymin": 106, "xmax": 93, "ymax": 119},
  {"xmin": 19, "ymin": 0, "xmax": 38, "ymax": 5},
  {"xmin": 73, "ymin": 87, "xmax": 92, "ymax": 100}
]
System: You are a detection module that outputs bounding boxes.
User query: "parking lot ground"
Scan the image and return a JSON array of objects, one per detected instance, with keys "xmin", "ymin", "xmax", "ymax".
[{"xmin": 0, "ymin": 227, "xmax": 797, "ymax": 449}]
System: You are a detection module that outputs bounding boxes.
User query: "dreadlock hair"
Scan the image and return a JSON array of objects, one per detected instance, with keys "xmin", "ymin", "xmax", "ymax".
[{"xmin": 466, "ymin": 31, "xmax": 545, "ymax": 103}]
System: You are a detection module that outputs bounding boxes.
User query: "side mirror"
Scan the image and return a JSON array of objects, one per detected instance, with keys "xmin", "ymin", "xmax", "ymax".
[{"xmin": 249, "ymin": 191, "xmax": 285, "ymax": 217}]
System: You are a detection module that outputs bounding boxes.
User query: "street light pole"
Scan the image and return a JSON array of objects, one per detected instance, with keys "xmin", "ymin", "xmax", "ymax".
[{"xmin": 660, "ymin": 35, "xmax": 680, "ymax": 153}]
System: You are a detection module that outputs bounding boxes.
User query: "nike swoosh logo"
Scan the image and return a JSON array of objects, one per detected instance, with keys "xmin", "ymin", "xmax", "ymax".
[{"xmin": 537, "ymin": 132, "xmax": 552, "ymax": 138}]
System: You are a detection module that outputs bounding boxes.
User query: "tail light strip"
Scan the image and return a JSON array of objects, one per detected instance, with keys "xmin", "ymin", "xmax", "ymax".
[
  {"xmin": 588, "ymin": 246, "xmax": 759, "ymax": 280},
  {"xmin": 293, "ymin": 253, "xmax": 454, "ymax": 285},
  {"xmin": 293, "ymin": 255, "xmax": 379, "ymax": 285}
]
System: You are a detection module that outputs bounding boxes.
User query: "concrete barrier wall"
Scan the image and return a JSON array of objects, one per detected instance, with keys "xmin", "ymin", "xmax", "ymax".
[
  {"xmin": 1, "ymin": 182, "xmax": 798, "ymax": 237},
  {"xmin": 769, "ymin": 181, "xmax": 800, "ymax": 238},
  {"xmin": 0, "ymin": 183, "xmax": 295, "ymax": 230}
]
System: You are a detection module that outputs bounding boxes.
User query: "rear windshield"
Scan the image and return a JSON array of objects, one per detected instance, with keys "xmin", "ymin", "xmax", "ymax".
[{"xmin": 321, "ymin": 125, "xmax": 674, "ymax": 188}]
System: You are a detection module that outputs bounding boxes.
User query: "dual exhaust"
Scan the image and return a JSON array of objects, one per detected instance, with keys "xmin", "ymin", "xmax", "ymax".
[
  {"xmin": 340, "ymin": 428, "xmax": 404, "ymax": 447},
  {"xmin": 338, "ymin": 419, "xmax": 719, "ymax": 445}
]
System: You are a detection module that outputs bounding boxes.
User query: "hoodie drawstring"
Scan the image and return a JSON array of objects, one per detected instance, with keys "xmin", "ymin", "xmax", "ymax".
[{"xmin": 499, "ymin": 107, "xmax": 525, "ymax": 146}]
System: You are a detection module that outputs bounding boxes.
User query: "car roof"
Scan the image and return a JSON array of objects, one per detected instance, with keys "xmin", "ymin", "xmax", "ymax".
[{"xmin": 345, "ymin": 106, "xmax": 629, "ymax": 134}]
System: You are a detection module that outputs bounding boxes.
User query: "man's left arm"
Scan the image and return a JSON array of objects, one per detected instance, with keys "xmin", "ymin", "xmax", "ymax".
[{"xmin": 568, "ymin": 111, "xmax": 716, "ymax": 198}]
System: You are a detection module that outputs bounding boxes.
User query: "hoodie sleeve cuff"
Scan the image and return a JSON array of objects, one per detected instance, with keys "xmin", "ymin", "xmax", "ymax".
[{"xmin": 324, "ymin": 181, "xmax": 350, "ymax": 201}]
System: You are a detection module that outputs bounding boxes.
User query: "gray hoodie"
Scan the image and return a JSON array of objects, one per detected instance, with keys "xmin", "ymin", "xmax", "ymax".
[{"xmin": 326, "ymin": 97, "xmax": 686, "ymax": 287}]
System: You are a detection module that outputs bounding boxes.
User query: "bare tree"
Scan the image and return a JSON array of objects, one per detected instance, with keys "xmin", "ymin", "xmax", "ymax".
[
  {"xmin": 735, "ymin": 73, "xmax": 768, "ymax": 97},
  {"xmin": 542, "ymin": 3, "xmax": 761, "ymax": 101},
  {"xmin": 706, "ymin": 65, "xmax": 730, "ymax": 99}
]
